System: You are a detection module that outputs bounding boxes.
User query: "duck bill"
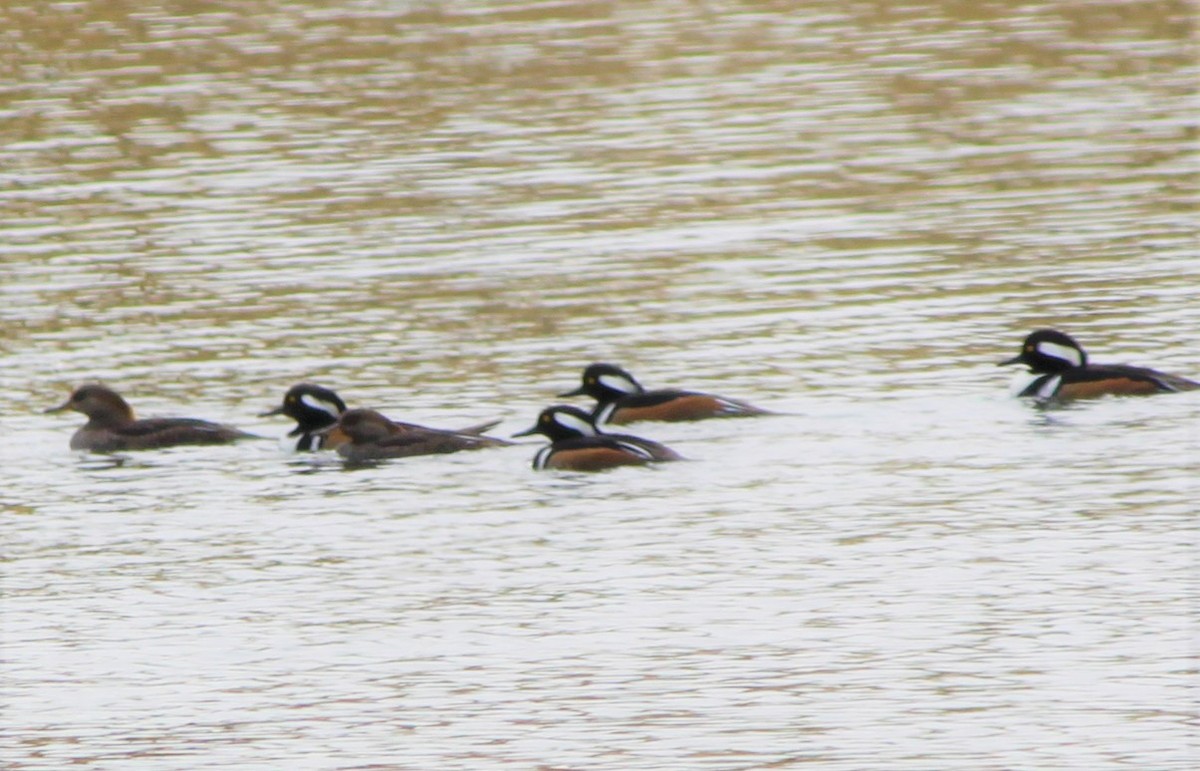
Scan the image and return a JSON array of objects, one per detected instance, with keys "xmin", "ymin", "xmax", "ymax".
[
  {"xmin": 43, "ymin": 399, "xmax": 72, "ymax": 414},
  {"xmin": 997, "ymin": 355, "xmax": 1024, "ymax": 367},
  {"xmin": 258, "ymin": 405, "xmax": 285, "ymax": 417},
  {"xmin": 557, "ymin": 386, "xmax": 588, "ymax": 397},
  {"xmin": 512, "ymin": 425, "xmax": 539, "ymax": 438}
]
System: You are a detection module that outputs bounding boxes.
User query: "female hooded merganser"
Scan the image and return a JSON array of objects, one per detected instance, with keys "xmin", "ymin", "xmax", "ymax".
[
  {"xmin": 559, "ymin": 363, "xmax": 771, "ymax": 425},
  {"xmin": 45, "ymin": 384, "xmax": 256, "ymax": 452},
  {"xmin": 513, "ymin": 405, "xmax": 684, "ymax": 471},
  {"xmin": 259, "ymin": 383, "xmax": 349, "ymax": 451},
  {"xmin": 1000, "ymin": 329, "xmax": 1200, "ymax": 400},
  {"xmin": 322, "ymin": 408, "xmax": 511, "ymax": 463}
]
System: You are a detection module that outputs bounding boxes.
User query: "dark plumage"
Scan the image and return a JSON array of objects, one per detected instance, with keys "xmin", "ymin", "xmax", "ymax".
[
  {"xmin": 260, "ymin": 383, "xmax": 349, "ymax": 451},
  {"xmin": 45, "ymin": 384, "xmax": 256, "ymax": 452},
  {"xmin": 514, "ymin": 405, "xmax": 683, "ymax": 471},
  {"xmin": 324, "ymin": 408, "xmax": 511, "ymax": 463},
  {"xmin": 1000, "ymin": 329, "xmax": 1199, "ymax": 400},
  {"xmin": 559, "ymin": 362, "xmax": 771, "ymax": 425},
  {"xmin": 261, "ymin": 383, "xmax": 504, "ymax": 452}
]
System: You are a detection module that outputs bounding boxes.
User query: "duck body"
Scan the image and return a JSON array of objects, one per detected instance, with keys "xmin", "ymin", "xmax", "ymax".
[
  {"xmin": 46, "ymin": 384, "xmax": 255, "ymax": 452},
  {"xmin": 327, "ymin": 408, "xmax": 511, "ymax": 463},
  {"xmin": 560, "ymin": 362, "xmax": 770, "ymax": 425},
  {"xmin": 1001, "ymin": 329, "xmax": 1199, "ymax": 400},
  {"xmin": 594, "ymin": 388, "xmax": 768, "ymax": 425},
  {"xmin": 262, "ymin": 384, "xmax": 504, "ymax": 453},
  {"xmin": 515, "ymin": 405, "xmax": 683, "ymax": 471}
]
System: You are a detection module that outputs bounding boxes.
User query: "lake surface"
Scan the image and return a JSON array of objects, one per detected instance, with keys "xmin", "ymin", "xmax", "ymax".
[{"xmin": 2, "ymin": 0, "xmax": 1197, "ymax": 768}]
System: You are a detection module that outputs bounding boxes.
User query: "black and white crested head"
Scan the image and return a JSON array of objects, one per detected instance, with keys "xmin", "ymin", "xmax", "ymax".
[
  {"xmin": 261, "ymin": 383, "xmax": 347, "ymax": 430},
  {"xmin": 295, "ymin": 385, "xmax": 346, "ymax": 421},
  {"xmin": 514, "ymin": 405, "xmax": 601, "ymax": 442},
  {"xmin": 559, "ymin": 362, "xmax": 645, "ymax": 402},
  {"xmin": 1029, "ymin": 330, "xmax": 1086, "ymax": 368},
  {"xmin": 1000, "ymin": 329, "xmax": 1087, "ymax": 374},
  {"xmin": 547, "ymin": 405, "xmax": 602, "ymax": 437}
]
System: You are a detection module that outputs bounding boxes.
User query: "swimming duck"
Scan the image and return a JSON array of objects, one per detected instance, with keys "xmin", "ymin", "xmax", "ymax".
[
  {"xmin": 259, "ymin": 383, "xmax": 349, "ymax": 451},
  {"xmin": 261, "ymin": 383, "xmax": 505, "ymax": 452},
  {"xmin": 1000, "ymin": 329, "xmax": 1200, "ymax": 400},
  {"xmin": 46, "ymin": 384, "xmax": 256, "ymax": 452},
  {"xmin": 514, "ymin": 405, "xmax": 684, "ymax": 471},
  {"xmin": 559, "ymin": 362, "xmax": 771, "ymax": 425},
  {"xmin": 323, "ymin": 408, "xmax": 511, "ymax": 463}
]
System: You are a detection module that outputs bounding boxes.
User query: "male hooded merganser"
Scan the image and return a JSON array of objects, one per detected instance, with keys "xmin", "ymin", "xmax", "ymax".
[
  {"xmin": 259, "ymin": 383, "xmax": 349, "ymax": 451},
  {"xmin": 322, "ymin": 408, "xmax": 511, "ymax": 463},
  {"xmin": 45, "ymin": 384, "xmax": 256, "ymax": 452},
  {"xmin": 261, "ymin": 383, "xmax": 506, "ymax": 452},
  {"xmin": 559, "ymin": 363, "xmax": 771, "ymax": 425},
  {"xmin": 513, "ymin": 405, "xmax": 684, "ymax": 471},
  {"xmin": 1000, "ymin": 329, "xmax": 1200, "ymax": 400}
]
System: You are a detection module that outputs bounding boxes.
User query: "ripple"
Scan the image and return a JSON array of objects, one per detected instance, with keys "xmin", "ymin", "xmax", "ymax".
[{"xmin": 3, "ymin": 0, "xmax": 1197, "ymax": 768}]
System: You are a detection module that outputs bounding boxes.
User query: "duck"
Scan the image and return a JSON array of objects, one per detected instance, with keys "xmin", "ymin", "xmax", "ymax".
[
  {"xmin": 261, "ymin": 383, "xmax": 507, "ymax": 452},
  {"xmin": 513, "ymin": 405, "xmax": 684, "ymax": 471},
  {"xmin": 45, "ymin": 384, "xmax": 256, "ymax": 452},
  {"xmin": 559, "ymin": 362, "xmax": 771, "ymax": 425},
  {"xmin": 1000, "ymin": 329, "xmax": 1200, "ymax": 400},
  {"xmin": 322, "ymin": 408, "xmax": 511, "ymax": 463},
  {"xmin": 259, "ymin": 383, "xmax": 349, "ymax": 451}
]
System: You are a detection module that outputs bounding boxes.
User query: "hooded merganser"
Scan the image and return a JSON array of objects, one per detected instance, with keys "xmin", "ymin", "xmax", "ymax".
[
  {"xmin": 259, "ymin": 383, "xmax": 349, "ymax": 451},
  {"xmin": 513, "ymin": 405, "xmax": 684, "ymax": 471},
  {"xmin": 45, "ymin": 384, "xmax": 257, "ymax": 452},
  {"xmin": 261, "ymin": 383, "xmax": 505, "ymax": 452},
  {"xmin": 322, "ymin": 408, "xmax": 512, "ymax": 463},
  {"xmin": 1000, "ymin": 329, "xmax": 1200, "ymax": 400},
  {"xmin": 559, "ymin": 363, "xmax": 772, "ymax": 425}
]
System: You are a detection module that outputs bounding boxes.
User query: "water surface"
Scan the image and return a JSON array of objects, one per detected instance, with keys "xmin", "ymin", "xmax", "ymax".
[{"xmin": 2, "ymin": 0, "xmax": 1197, "ymax": 768}]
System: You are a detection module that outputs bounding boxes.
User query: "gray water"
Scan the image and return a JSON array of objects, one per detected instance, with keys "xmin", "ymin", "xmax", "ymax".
[{"xmin": 2, "ymin": 1, "xmax": 1197, "ymax": 768}]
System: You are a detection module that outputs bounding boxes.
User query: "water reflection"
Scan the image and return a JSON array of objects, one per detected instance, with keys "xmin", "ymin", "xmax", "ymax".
[{"xmin": 3, "ymin": 0, "xmax": 1197, "ymax": 768}]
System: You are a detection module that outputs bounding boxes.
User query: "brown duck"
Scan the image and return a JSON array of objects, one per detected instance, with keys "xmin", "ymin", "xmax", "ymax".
[
  {"xmin": 46, "ymin": 384, "xmax": 256, "ymax": 452},
  {"xmin": 324, "ymin": 408, "xmax": 511, "ymax": 463}
]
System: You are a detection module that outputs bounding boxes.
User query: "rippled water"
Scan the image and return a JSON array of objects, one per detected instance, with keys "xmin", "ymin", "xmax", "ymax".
[{"xmin": 3, "ymin": 0, "xmax": 1197, "ymax": 768}]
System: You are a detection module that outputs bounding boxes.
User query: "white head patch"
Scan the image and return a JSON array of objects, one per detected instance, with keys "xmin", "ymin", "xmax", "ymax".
[
  {"xmin": 598, "ymin": 372, "xmax": 639, "ymax": 394},
  {"xmin": 300, "ymin": 393, "xmax": 343, "ymax": 419},
  {"xmin": 1036, "ymin": 341, "xmax": 1083, "ymax": 367},
  {"xmin": 555, "ymin": 411, "xmax": 598, "ymax": 436}
]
